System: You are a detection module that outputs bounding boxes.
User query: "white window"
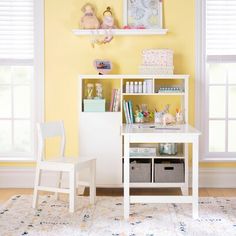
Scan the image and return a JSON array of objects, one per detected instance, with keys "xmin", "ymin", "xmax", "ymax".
[
  {"xmin": 196, "ymin": 0, "xmax": 236, "ymax": 160},
  {"xmin": 0, "ymin": 0, "xmax": 44, "ymax": 160}
]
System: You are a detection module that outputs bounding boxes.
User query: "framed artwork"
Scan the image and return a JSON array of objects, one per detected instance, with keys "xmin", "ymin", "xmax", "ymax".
[{"xmin": 123, "ymin": 0, "xmax": 163, "ymax": 29}]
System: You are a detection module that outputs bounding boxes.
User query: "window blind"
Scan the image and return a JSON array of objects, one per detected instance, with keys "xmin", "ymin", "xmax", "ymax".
[
  {"xmin": 206, "ymin": 0, "xmax": 236, "ymax": 56},
  {"xmin": 0, "ymin": 0, "xmax": 34, "ymax": 60}
]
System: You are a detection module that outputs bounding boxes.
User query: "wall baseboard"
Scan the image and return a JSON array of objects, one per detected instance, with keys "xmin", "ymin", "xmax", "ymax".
[
  {"xmin": 197, "ymin": 168, "xmax": 236, "ymax": 188},
  {"xmin": 0, "ymin": 167, "xmax": 236, "ymax": 188}
]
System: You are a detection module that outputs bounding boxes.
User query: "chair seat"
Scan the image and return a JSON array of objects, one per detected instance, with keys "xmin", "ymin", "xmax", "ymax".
[
  {"xmin": 46, "ymin": 157, "xmax": 80, "ymax": 164},
  {"xmin": 38, "ymin": 157, "xmax": 95, "ymax": 171}
]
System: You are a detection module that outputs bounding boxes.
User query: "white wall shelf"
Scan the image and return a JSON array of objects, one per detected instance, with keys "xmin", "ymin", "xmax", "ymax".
[{"xmin": 72, "ymin": 28, "xmax": 168, "ymax": 36}]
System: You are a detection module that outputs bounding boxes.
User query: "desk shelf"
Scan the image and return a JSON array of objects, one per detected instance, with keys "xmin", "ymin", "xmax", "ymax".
[
  {"xmin": 122, "ymin": 155, "xmax": 185, "ymax": 160},
  {"xmin": 129, "ymin": 182, "xmax": 185, "ymax": 188},
  {"xmin": 123, "ymin": 93, "xmax": 185, "ymax": 96}
]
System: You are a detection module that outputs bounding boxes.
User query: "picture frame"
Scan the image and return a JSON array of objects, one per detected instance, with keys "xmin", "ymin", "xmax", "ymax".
[
  {"xmin": 93, "ymin": 59, "xmax": 112, "ymax": 75},
  {"xmin": 123, "ymin": 0, "xmax": 163, "ymax": 29}
]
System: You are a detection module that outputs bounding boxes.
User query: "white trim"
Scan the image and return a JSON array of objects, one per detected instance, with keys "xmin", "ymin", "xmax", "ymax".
[
  {"xmin": 207, "ymin": 55, "xmax": 236, "ymax": 63},
  {"xmin": 0, "ymin": 167, "xmax": 86, "ymax": 195},
  {"xmin": 0, "ymin": 0, "xmax": 44, "ymax": 161},
  {"xmin": 0, "ymin": 167, "xmax": 71, "ymax": 188},
  {"xmin": 195, "ymin": 0, "xmax": 236, "ymax": 161},
  {"xmin": 198, "ymin": 168, "xmax": 236, "ymax": 188},
  {"xmin": 0, "ymin": 59, "xmax": 33, "ymax": 65},
  {"xmin": 33, "ymin": 0, "xmax": 45, "ymax": 160},
  {"xmin": 195, "ymin": 0, "xmax": 206, "ymax": 161},
  {"xmin": 1, "ymin": 167, "xmax": 236, "ymax": 188}
]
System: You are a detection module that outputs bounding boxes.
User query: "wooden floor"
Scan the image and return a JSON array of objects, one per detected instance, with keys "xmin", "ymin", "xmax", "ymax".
[{"xmin": 1, "ymin": 188, "xmax": 236, "ymax": 205}]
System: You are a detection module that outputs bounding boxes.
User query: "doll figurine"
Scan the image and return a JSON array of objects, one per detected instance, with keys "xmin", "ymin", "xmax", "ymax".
[
  {"xmin": 160, "ymin": 104, "xmax": 176, "ymax": 126},
  {"xmin": 176, "ymin": 108, "xmax": 184, "ymax": 124},
  {"xmin": 101, "ymin": 7, "xmax": 116, "ymax": 29},
  {"xmin": 162, "ymin": 113, "xmax": 176, "ymax": 126},
  {"xmin": 80, "ymin": 3, "xmax": 100, "ymax": 29}
]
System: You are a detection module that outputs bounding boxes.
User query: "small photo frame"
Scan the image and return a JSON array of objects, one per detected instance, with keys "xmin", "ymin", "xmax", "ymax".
[
  {"xmin": 123, "ymin": 0, "xmax": 163, "ymax": 29},
  {"xmin": 93, "ymin": 59, "xmax": 112, "ymax": 75}
]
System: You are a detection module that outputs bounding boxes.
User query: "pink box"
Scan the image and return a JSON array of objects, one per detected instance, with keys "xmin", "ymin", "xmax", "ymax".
[{"xmin": 141, "ymin": 49, "xmax": 174, "ymax": 67}]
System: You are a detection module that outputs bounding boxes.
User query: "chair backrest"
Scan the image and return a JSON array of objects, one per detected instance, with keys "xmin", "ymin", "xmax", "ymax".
[{"xmin": 37, "ymin": 121, "xmax": 65, "ymax": 162}]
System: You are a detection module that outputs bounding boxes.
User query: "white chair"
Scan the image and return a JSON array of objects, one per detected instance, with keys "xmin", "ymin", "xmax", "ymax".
[{"xmin": 32, "ymin": 121, "xmax": 96, "ymax": 213}]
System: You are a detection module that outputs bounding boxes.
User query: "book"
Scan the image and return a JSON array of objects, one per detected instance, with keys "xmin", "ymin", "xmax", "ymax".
[
  {"xmin": 123, "ymin": 100, "xmax": 129, "ymax": 123},
  {"xmin": 109, "ymin": 89, "xmax": 116, "ymax": 112},
  {"xmin": 113, "ymin": 89, "xmax": 121, "ymax": 112},
  {"xmin": 125, "ymin": 101, "xmax": 131, "ymax": 124},
  {"xmin": 128, "ymin": 100, "xmax": 134, "ymax": 123}
]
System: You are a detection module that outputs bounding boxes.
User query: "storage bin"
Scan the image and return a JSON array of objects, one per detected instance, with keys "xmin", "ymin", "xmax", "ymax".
[
  {"xmin": 123, "ymin": 159, "xmax": 152, "ymax": 183},
  {"xmin": 130, "ymin": 160, "xmax": 151, "ymax": 182},
  {"xmin": 83, "ymin": 99, "xmax": 105, "ymax": 112},
  {"xmin": 154, "ymin": 160, "xmax": 184, "ymax": 183}
]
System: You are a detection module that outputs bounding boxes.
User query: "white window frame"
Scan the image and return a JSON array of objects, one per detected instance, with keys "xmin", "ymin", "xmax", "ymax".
[
  {"xmin": 195, "ymin": 0, "xmax": 236, "ymax": 161},
  {"xmin": 0, "ymin": 0, "xmax": 44, "ymax": 161}
]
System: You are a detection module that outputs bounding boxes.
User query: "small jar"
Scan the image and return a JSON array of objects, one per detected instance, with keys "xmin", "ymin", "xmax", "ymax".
[
  {"xmin": 143, "ymin": 81, "xmax": 146, "ymax": 93},
  {"xmin": 130, "ymin": 82, "xmax": 134, "ymax": 93},
  {"xmin": 138, "ymin": 81, "xmax": 142, "ymax": 93},
  {"xmin": 86, "ymin": 83, "xmax": 94, "ymax": 99},
  {"xmin": 95, "ymin": 83, "xmax": 103, "ymax": 99},
  {"xmin": 126, "ymin": 81, "xmax": 130, "ymax": 93},
  {"xmin": 134, "ymin": 81, "xmax": 138, "ymax": 93}
]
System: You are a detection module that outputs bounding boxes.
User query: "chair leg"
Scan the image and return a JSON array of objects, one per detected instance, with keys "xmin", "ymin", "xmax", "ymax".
[
  {"xmin": 69, "ymin": 168, "xmax": 76, "ymax": 213},
  {"xmin": 89, "ymin": 159, "xmax": 96, "ymax": 205},
  {"xmin": 32, "ymin": 168, "xmax": 41, "ymax": 208},
  {"xmin": 55, "ymin": 171, "xmax": 63, "ymax": 200}
]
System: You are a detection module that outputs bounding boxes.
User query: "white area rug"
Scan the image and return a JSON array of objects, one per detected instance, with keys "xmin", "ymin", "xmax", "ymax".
[{"xmin": 1, "ymin": 195, "xmax": 236, "ymax": 236}]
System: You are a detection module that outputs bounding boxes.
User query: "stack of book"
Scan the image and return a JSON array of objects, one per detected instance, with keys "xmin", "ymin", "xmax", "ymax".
[
  {"xmin": 123, "ymin": 100, "xmax": 134, "ymax": 124},
  {"xmin": 109, "ymin": 89, "xmax": 121, "ymax": 112}
]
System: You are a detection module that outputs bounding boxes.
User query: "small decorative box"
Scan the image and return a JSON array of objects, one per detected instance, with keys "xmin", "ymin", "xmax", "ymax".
[
  {"xmin": 83, "ymin": 99, "xmax": 106, "ymax": 112},
  {"xmin": 129, "ymin": 147, "xmax": 156, "ymax": 157},
  {"xmin": 139, "ymin": 65, "xmax": 174, "ymax": 75},
  {"xmin": 141, "ymin": 49, "xmax": 174, "ymax": 67}
]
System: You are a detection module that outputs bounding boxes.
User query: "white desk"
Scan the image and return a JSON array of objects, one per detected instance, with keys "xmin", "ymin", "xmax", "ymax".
[{"xmin": 121, "ymin": 124, "xmax": 201, "ymax": 220}]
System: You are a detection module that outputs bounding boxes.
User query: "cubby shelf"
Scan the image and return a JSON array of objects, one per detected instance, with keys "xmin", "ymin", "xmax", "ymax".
[
  {"xmin": 78, "ymin": 74, "xmax": 189, "ymax": 79},
  {"xmin": 72, "ymin": 28, "xmax": 168, "ymax": 36},
  {"xmin": 122, "ymin": 156, "xmax": 185, "ymax": 159},
  {"xmin": 123, "ymin": 93, "xmax": 185, "ymax": 96},
  {"xmin": 129, "ymin": 182, "xmax": 185, "ymax": 188}
]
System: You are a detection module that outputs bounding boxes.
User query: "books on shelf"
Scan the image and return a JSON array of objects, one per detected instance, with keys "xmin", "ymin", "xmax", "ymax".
[
  {"xmin": 109, "ymin": 89, "xmax": 121, "ymax": 112},
  {"xmin": 123, "ymin": 100, "xmax": 134, "ymax": 124}
]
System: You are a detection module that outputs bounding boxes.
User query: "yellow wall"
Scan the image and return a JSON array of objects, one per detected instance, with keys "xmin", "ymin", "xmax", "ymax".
[{"xmin": 0, "ymin": 0, "xmax": 233, "ymax": 168}]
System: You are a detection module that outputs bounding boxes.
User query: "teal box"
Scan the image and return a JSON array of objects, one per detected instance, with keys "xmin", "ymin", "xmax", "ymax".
[{"xmin": 83, "ymin": 99, "xmax": 106, "ymax": 112}]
